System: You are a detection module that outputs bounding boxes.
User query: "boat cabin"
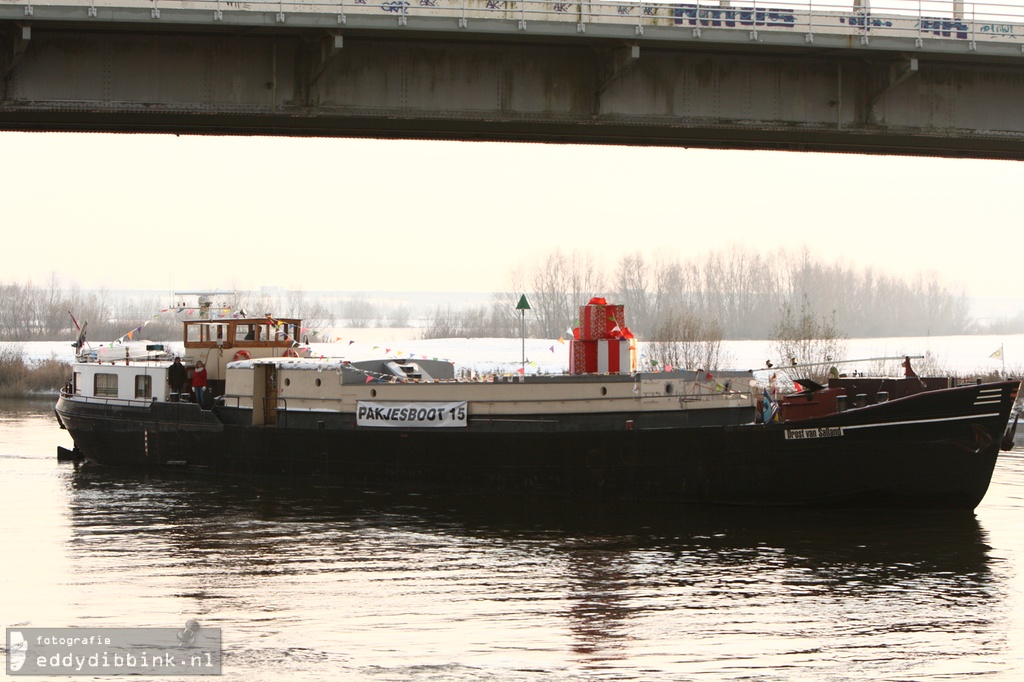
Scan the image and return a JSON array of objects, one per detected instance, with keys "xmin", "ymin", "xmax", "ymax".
[{"xmin": 67, "ymin": 317, "xmax": 307, "ymax": 408}]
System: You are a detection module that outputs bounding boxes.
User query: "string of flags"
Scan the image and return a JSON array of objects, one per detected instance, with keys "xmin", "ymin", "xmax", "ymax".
[{"xmin": 111, "ymin": 319, "xmax": 151, "ymax": 345}]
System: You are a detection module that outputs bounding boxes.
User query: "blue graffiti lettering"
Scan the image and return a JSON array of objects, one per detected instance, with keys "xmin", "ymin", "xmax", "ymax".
[
  {"xmin": 381, "ymin": 0, "xmax": 409, "ymax": 12},
  {"xmin": 554, "ymin": 2, "xmax": 572, "ymax": 12},
  {"xmin": 419, "ymin": 0, "xmax": 437, "ymax": 6},
  {"xmin": 919, "ymin": 17, "xmax": 969, "ymax": 40},
  {"xmin": 672, "ymin": 5, "xmax": 797, "ymax": 29},
  {"xmin": 485, "ymin": 0, "xmax": 505, "ymax": 9},
  {"xmin": 840, "ymin": 14, "xmax": 893, "ymax": 30},
  {"xmin": 979, "ymin": 24, "xmax": 1019, "ymax": 36},
  {"xmin": 617, "ymin": 5, "xmax": 634, "ymax": 15}
]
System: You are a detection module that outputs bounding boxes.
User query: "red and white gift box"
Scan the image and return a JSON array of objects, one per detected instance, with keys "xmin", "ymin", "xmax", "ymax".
[
  {"xmin": 578, "ymin": 298, "xmax": 625, "ymax": 340},
  {"xmin": 570, "ymin": 338, "xmax": 637, "ymax": 375}
]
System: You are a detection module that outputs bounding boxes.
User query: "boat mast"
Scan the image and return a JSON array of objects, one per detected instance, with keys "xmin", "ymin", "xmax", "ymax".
[{"xmin": 516, "ymin": 294, "xmax": 531, "ymax": 375}]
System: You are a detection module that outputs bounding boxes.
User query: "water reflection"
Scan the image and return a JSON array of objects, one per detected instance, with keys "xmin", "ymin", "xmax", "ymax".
[
  {"xmin": 60, "ymin": 465, "xmax": 1003, "ymax": 679},
  {"xmin": 3, "ymin": 397, "xmax": 1016, "ymax": 680}
]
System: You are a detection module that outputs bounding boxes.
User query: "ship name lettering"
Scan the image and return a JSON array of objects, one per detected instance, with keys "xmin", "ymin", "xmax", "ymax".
[
  {"xmin": 784, "ymin": 426, "xmax": 844, "ymax": 440},
  {"xmin": 357, "ymin": 401, "xmax": 468, "ymax": 427}
]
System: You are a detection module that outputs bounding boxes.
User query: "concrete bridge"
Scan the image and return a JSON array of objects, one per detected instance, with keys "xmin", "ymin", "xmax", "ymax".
[{"xmin": 2, "ymin": 0, "xmax": 1024, "ymax": 159}]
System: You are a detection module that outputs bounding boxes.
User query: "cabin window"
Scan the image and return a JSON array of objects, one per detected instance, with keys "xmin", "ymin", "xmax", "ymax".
[
  {"xmin": 135, "ymin": 375, "xmax": 152, "ymax": 399},
  {"xmin": 73, "ymin": 372, "xmax": 82, "ymax": 395},
  {"xmin": 94, "ymin": 373, "xmax": 118, "ymax": 397}
]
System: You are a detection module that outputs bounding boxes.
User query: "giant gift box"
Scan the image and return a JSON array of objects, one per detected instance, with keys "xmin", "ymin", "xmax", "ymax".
[
  {"xmin": 578, "ymin": 298, "xmax": 625, "ymax": 340},
  {"xmin": 570, "ymin": 338, "xmax": 637, "ymax": 375}
]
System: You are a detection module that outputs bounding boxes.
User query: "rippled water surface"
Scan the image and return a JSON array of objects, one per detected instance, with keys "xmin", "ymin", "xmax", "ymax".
[{"xmin": 4, "ymin": 399, "xmax": 1024, "ymax": 680}]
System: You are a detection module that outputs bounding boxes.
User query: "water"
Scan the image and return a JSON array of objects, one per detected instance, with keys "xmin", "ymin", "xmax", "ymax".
[{"xmin": 3, "ymin": 399, "xmax": 1024, "ymax": 680}]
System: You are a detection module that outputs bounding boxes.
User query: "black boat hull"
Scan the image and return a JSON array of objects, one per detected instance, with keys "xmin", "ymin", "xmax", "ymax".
[{"xmin": 54, "ymin": 380, "xmax": 1019, "ymax": 510}]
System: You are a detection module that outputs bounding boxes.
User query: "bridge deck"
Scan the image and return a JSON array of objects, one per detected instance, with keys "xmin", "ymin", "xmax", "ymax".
[{"xmin": 3, "ymin": 1, "xmax": 1024, "ymax": 158}]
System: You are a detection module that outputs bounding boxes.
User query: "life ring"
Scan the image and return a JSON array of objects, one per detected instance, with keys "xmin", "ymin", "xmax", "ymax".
[
  {"xmin": 233, "ymin": 349, "xmax": 252, "ymax": 361},
  {"xmin": 284, "ymin": 348, "xmax": 299, "ymax": 358}
]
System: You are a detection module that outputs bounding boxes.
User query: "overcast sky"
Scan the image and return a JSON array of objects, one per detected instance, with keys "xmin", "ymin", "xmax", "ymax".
[{"xmin": 3, "ymin": 131, "xmax": 1021, "ymax": 304}]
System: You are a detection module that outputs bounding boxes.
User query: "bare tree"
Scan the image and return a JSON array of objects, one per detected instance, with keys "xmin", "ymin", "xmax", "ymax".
[
  {"xmin": 39, "ymin": 273, "xmax": 70, "ymax": 338},
  {"xmin": 341, "ymin": 295, "xmax": 377, "ymax": 328},
  {"xmin": 646, "ymin": 309, "xmax": 726, "ymax": 371},
  {"xmin": 614, "ymin": 252, "xmax": 653, "ymax": 334},
  {"xmin": 379, "ymin": 304, "xmax": 411, "ymax": 328},
  {"xmin": 770, "ymin": 294, "xmax": 847, "ymax": 383},
  {"xmin": 527, "ymin": 249, "xmax": 604, "ymax": 339}
]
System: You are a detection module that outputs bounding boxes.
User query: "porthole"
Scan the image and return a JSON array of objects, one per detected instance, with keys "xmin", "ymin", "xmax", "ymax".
[
  {"xmin": 315, "ymin": 378, "xmax": 322, "ymax": 387},
  {"xmin": 665, "ymin": 383, "xmax": 674, "ymax": 395},
  {"xmin": 600, "ymin": 386, "xmax": 607, "ymax": 396},
  {"xmin": 284, "ymin": 378, "xmax": 290, "ymax": 387},
  {"xmin": 370, "ymin": 389, "xmax": 377, "ymax": 398}
]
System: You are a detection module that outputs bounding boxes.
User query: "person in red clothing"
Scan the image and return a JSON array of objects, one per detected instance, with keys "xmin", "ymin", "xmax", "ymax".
[{"xmin": 192, "ymin": 360, "xmax": 208, "ymax": 407}]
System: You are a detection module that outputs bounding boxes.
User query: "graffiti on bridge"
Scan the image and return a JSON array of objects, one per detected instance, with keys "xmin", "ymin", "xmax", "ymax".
[{"xmin": 672, "ymin": 5, "xmax": 798, "ymax": 29}]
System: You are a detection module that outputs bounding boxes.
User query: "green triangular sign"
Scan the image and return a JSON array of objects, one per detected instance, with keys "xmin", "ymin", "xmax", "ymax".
[{"xmin": 516, "ymin": 294, "xmax": 531, "ymax": 310}]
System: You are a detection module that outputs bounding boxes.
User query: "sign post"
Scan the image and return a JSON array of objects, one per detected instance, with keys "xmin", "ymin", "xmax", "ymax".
[{"xmin": 516, "ymin": 294, "xmax": 531, "ymax": 375}]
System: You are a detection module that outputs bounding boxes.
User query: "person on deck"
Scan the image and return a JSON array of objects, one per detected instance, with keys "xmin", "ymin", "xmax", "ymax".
[
  {"xmin": 192, "ymin": 361, "xmax": 208, "ymax": 407},
  {"xmin": 168, "ymin": 356, "xmax": 187, "ymax": 401}
]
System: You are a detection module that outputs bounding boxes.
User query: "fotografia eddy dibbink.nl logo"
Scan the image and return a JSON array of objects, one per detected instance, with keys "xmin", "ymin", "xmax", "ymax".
[{"xmin": 5, "ymin": 621, "xmax": 221, "ymax": 676}]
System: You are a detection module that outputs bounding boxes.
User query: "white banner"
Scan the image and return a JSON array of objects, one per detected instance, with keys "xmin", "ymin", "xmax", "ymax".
[{"xmin": 356, "ymin": 401, "xmax": 468, "ymax": 428}]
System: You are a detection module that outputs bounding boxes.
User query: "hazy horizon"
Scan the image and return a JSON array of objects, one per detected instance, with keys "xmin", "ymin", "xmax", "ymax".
[{"xmin": 5, "ymin": 133, "xmax": 1022, "ymax": 308}]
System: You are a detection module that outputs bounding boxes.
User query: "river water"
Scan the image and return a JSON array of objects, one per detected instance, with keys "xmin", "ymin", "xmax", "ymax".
[{"xmin": 3, "ymin": 398, "xmax": 1024, "ymax": 681}]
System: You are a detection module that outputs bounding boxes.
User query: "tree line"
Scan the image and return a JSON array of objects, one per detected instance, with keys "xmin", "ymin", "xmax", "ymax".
[
  {"xmin": 0, "ymin": 248, "xmax": 1015, "ymax": 344},
  {"xmin": 476, "ymin": 246, "xmax": 988, "ymax": 342}
]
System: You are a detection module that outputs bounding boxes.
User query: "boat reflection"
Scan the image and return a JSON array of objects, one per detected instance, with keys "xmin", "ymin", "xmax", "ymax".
[{"xmin": 64, "ymin": 464, "xmax": 1000, "ymax": 674}]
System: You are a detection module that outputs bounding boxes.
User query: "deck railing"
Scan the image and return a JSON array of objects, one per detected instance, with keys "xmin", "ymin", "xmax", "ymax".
[{"xmin": 6, "ymin": 0, "xmax": 1024, "ymax": 47}]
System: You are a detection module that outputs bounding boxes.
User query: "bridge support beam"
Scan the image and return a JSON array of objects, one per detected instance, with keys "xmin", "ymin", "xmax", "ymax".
[{"xmin": 2, "ymin": 12, "xmax": 1024, "ymax": 160}]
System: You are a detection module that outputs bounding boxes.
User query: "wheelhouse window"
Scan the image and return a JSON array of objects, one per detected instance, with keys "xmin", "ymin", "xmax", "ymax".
[
  {"xmin": 135, "ymin": 375, "xmax": 152, "ymax": 399},
  {"xmin": 73, "ymin": 371, "xmax": 82, "ymax": 395},
  {"xmin": 186, "ymin": 323, "xmax": 227, "ymax": 344},
  {"xmin": 94, "ymin": 373, "xmax": 118, "ymax": 397}
]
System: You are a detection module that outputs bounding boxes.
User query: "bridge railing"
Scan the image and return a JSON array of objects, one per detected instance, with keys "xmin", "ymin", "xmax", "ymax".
[{"xmin": 8, "ymin": 0, "xmax": 1024, "ymax": 47}]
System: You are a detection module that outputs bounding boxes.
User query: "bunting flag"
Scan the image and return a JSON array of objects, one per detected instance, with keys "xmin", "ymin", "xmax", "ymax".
[
  {"xmin": 991, "ymin": 347, "xmax": 1003, "ymax": 359},
  {"xmin": 114, "ymin": 320, "xmax": 150, "ymax": 345}
]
